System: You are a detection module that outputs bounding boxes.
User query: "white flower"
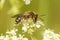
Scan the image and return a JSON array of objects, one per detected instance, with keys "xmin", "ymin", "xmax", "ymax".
[
  {"xmin": 0, "ymin": 35, "xmax": 4, "ymax": 40},
  {"xmin": 43, "ymin": 29, "xmax": 60, "ymax": 40},
  {"xmin": 37, "ymin": 20, "xmax": 44, "ymax": 26},
  {"xmin": 6, "ymin": 31, "xmax": 10, "ymax": 34},
  {"xmin": 28, "ymin": 28, "xmax": 34, "ymax": 35},
  {"xmin": 22, "ymin": 37, "xmax": 28, "ymax": 40},
  {"xmin": 6, "ymin": 29, "xmax": 18, "ymax": 35},
  {"xmin": 12, "ymin": 35, "xmax": 18, "ymax": 40},
  {"xmin": 18, "ymin": 34, "xmax": 28, "ymax": 40},
  {"xmin": 4, "ymin": 35, "xmax": 9, "ymax": 40},
  {"xmin": 22, "ymin": 26, "xmax": 28, "ymax": 32},
  {"xmin": 35, "ymin": 23, "xmax": 41, "ymax": 28},
  {"xmin": 23, "ymin": 0, "xmax": 32, "ymax": 5},
  {"xmin": 18, "ymin": 34, "xmax": 24, "ymax": 40},
  {"xmin": 35, "ymin": 20, "xmax": 44, "ymax": 28},
  {"xmin": 0, "ymin": 28, "xmax": 29, "ymax": 40},
  {"xmin": 39, "ymin": 21, "xmax": 44, "ymax": 26}
]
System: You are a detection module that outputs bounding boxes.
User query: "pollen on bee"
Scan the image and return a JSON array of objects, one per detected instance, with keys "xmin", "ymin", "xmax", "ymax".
[{"xmin": 18, "ymin": 18, "xmax": 20, "ymax": 20}]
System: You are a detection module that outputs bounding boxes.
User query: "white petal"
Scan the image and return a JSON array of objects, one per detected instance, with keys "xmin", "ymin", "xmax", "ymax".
[
  {"xmin": 0, "ymin": 35, "xmax": 4, "ymax": 39},
  {"xmin": 22, "ymin": 37, "xmax": 28, "ymax": 40},
  {"xmin": 25, "ymin": 0, "xmax": 31, "ymax": 5},
  {"xmin": 22, "ymin": 26, "xmax": 27, "ymax": 32},
  {"xmin": 12, "ymin": 36, "xmax": 18, "ymax": 40},
  {"xmin": 18, "ymin": 34, "xmax": 23, "ymax": 40},
  {"xmin": 36, "ymin": 24, "xmax": 41, "ymax": 28},
  {"xmin": 40, "ymin": 21, "xmax": 44, "ymax": 26},
  {"xmin": 43, "ymin": 29, "xmax": 60, "ymax": 40}
]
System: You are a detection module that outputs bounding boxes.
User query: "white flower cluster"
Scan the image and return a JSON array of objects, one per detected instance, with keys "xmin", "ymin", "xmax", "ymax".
[
  {"xmin": 0, "ymin": 29, "xmax": 28, "ymax": 40},
  {"xmin": 43, "ymin": 29, "xmax": 60, "ymax": 40},
  {"xmin": 23, "ymin": 0, "xmax": 32, "ymax": 5},
  {"xmin": 0, "ymin": 18, "xmax": 44, "ymax": 40},
  {"xmin": 22, "ymin": 19, "xmax": 44, "ymax": 35}
]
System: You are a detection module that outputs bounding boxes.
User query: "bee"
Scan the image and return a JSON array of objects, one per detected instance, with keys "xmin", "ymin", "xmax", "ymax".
[{"xmin": 12, "ymin": 11, "xmax": 38, "ymax": 25}]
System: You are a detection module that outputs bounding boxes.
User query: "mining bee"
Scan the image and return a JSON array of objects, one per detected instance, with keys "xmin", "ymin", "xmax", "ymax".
[{"xmin": 12, "ymin": 11, "xmax": 38, "ymax": 25}]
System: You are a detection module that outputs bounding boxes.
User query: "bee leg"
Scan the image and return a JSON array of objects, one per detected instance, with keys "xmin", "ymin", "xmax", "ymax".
[
  {"xmin": 32, "ymin": 17, "xmax": 34, "ymax": 23},
  {"xmin": 33, "ymin": 18, "xmax": 35, "ymax": 23},
  {"xmin": 33, "ymin": 15, "xmax": 38, "ymax": 23},
  {"xmin": 14, "ymin": 17, "xmax": 21, "ymax": 24},
  {"xmin": 33, "ymin": 18, "xmax": 37, "ymax": 23}
]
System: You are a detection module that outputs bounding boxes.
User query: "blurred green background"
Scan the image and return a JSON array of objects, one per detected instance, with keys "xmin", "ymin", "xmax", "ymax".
[{"xmin": 0, "ymin": 0, "xmax": 60, "ymax": 40}]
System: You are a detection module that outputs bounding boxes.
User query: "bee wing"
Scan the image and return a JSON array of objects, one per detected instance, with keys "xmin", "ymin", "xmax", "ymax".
[
  {"xmin": 40, "ymin": 15, "xmax": 46, "ymax": 17},
  {"xmin": 12, "ymin": 14, "xmax": 22, "ymax": 18}
]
